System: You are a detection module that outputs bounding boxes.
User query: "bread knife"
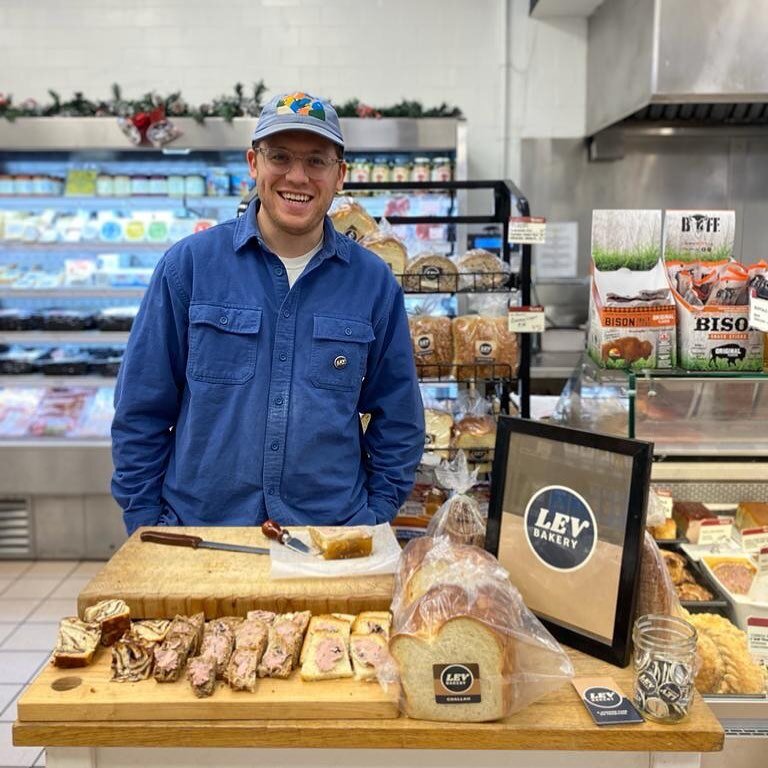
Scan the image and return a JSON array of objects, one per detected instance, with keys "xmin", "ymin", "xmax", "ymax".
[
  {"xmin": 140, "ymin": 530, "xmax": 270, "ymax": 555},
  {"xmin": 261, "ymin": 519, "xmax": 313, "ymax": 554}
]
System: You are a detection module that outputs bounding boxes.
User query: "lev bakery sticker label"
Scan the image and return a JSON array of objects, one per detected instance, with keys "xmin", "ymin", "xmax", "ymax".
[
  {"xmin": 433, "ymin": 663, "xmax": 481, "ymax": 704},
  {"xmin": 524, "ymin": 485, "xmax": 598, "ymax": 572},
  {"xmin": 572, "ymin": 678, "xmax": 644, "ymax": 725}
]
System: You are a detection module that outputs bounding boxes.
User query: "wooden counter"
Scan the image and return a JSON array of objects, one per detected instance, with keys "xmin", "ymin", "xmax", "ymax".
[{"xmin": 14, "ymin": 648, "xmax": 723, "ymax": 752}]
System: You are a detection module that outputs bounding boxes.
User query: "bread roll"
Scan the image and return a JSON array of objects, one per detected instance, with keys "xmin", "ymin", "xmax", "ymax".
[
  {"xmin": 409, "ymin": 315, "xmax": 453, "ymax": 378},
  {"xmin": 453, "ymin": 416, "xmax": 496, "ymax": 472},
  {"xmin": 424, "ymin": 408, "xmax": 453, "ymax": 460},
  {"xmin": 403, "ymin": 253, "xmax": 458, "ymax": 293},
  {"xmin": 457, "ymin": 249, "xmax": 509, "ymax": 291},
  {"xmin": 330, "ymin": 201, "xmax": 377, "ymax": 242},
  {"xmin": 360, "ymin": 232, "xmax": 408, "ymax": 280},
  {"xmin": 452, "ymin": 316, "xmax": 518, "ymax": 381}
]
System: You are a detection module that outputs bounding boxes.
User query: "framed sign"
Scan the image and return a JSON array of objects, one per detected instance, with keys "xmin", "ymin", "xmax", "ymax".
[{"xmin": 485, "ymin": 417, "xmax": 652, "ymax": 667}]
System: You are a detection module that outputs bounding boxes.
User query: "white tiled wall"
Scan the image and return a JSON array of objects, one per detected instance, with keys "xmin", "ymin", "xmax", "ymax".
[{"xmin": 0, "ymin": 0, "xmax": 587, "ymax": 186}]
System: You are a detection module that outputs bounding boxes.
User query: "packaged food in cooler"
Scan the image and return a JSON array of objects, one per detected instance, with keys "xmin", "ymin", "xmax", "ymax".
[
  {"xmin": 735, "ymin": 501, "xmax": 768, "ymax": 531},
  {"xmin": 0, "ymin": 308, "xmax": 37, "ymax": 331},
  {"xmin": 0, "ymin": 388, "xmax": 45, "ymax": 437},
  {"xmin": 649, "ymin": 518, "xmax": 677, "ymax": 541},
  {"xmin": 94, "ymin": 306, "xmax": 138, "ymax": 332},
  {"xmin": 0, "ymin": 346, "xmax": 45, "ymax": 375},
  {"xmin": 71, "ymin": 387, "xmax": 115, "ymax": 438},
  {"xmin": 672, "ymin": 501, "xmax": 717, "ymax": 543},
  {"xmin": 453, "ymin": 416, "xmax": 496, "ymax": 471},
  {"xmin": 403, "ymin": 253, "xmax": 458, "ymax": 293},
  {"xmin": 703, "ymin": 556, "xmax": 757, "ymax": 596},
  {"xmin": 28, "ymin": 387, "xmax": 93, "ymax": 437},
  {"xmin": 38, "ymin": 347, "xmax": 92, "ymax": 376},
  {"xmin": 38, "ymin": 308, "xmax": 96, "ymax": 331}
]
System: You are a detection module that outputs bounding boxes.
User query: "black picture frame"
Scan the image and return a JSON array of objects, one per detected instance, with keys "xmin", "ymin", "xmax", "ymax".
[{"xmin": 485, "ymin": 417, "xmax": 653, "ymax": 667}]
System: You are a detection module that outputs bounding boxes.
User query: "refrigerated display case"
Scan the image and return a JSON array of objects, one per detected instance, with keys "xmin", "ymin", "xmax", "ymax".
[{"xmin": 0, "ymin": 116, "xmax": 467, "ymax": 558}]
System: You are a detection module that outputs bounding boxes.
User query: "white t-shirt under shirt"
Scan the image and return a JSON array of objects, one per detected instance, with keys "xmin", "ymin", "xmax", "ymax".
[{"xmin": 277, "ymin": 239, "xmax": 323, "ymax": 288}]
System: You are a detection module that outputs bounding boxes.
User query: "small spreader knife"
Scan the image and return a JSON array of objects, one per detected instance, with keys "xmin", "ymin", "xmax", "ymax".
[
  {"xmin": 261, "ymin": 519, "xmax": 312, "ymax": 554},
  {"xmin": 140, "ymin": 530, "xmax": 269, "ymax": 555}
]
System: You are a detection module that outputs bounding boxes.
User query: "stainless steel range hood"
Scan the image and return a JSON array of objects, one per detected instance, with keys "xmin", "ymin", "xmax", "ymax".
[{"xmin": 587, "ymin": 0, "xmax": 768, "ymax": 136}]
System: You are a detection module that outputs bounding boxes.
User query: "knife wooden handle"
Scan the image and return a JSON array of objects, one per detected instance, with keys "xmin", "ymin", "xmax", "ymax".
[
  {"xmin": 262, "ymin": 519, "xmax": 289, "ymax": 545},
  {"xmin": 140, "ymin": 531, "xmax": 203, "ymax": 548}
]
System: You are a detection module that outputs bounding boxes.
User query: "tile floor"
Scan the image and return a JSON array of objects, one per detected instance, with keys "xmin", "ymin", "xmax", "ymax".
[{"xmin": 0, "ymin": 559, "xmax": 105, "ymax": 768}]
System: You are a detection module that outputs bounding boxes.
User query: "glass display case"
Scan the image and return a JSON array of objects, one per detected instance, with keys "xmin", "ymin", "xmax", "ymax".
[{"xmin": 554, "ymin": 354, "xmax": 768, "ymax": 456}]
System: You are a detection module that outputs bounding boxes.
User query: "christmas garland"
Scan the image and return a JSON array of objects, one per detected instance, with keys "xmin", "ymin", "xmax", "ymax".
[{"xmin": 0, "ymin": 83, "xmax": 462, "ymax": 122}]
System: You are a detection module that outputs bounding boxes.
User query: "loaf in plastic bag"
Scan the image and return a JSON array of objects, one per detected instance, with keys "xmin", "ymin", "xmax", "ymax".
[
  {"xmin": 427, "ymin": 450, "xmax": 487, "ymax": 546},
  {"xmin": 384, "ymin": 535, "xmax": 574, "ymax": 722}
]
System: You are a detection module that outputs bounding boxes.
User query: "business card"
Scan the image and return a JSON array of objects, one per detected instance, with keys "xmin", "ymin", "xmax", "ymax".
[{"xmin": 572, "ymin": 677, "xmax": 644, "ymax": 726}]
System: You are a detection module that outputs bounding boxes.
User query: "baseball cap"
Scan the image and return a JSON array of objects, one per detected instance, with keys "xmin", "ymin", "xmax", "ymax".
[{"xmin": 251, "ymin": 91, "xmax": 344, "ymax": 149}]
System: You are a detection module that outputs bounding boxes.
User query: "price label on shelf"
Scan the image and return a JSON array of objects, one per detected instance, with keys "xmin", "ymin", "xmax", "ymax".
[
  {"xmin": 508, "ymin": 216, "xmax": 546, "ymax": 244},
  {"xmin": 739, "ymin": 526, "xmax": 768, "ymax": 554},
  {"xmin": 747, "ymin": 617, "xmax": 768, "ymax": 660},
  {"xmin": 759, "ymin": 546, "xmax": 768, "ymax": 576},
  {"xmin": 697, "ymin": 517, "xmax": 733, "ymax": 545},
  {"xmin": 508, "ymin": 306, "xmax": 546, "ymax": 333},
  {"xmin": 748, "ymin": 291, "xmax": 768, "ymax": 332}
]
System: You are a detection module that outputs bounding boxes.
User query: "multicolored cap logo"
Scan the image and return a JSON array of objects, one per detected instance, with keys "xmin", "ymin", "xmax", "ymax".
[
  {"xmin": 252, "ymin": 90, "xmax": 344, "ymax": 148},
  {"xmin": 275, "ymin": 92, "xmax": 327, "ymax": 121}
]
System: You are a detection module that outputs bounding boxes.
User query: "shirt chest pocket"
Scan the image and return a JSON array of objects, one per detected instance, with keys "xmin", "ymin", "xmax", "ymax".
[
  {"xmin": 310, "ymin": 315, "xmax": 375, "ymax": 391},
  {"xmin": 187, "ymin": 303, "xmax": 262, "ymax": 384}
]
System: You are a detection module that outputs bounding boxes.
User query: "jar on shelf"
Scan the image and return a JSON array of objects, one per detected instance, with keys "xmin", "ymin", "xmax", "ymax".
[
  {"xmin": 149, "ymin": 175, "xmax": 168, "ymax": 196},
  {"xmin": 130, "ymin": 175, "xmax": 150, "ymax": 196},
  {"xmin": 391, "ymin": 155, "xmax": 411, "ymax": 183},
  {"xmin": 13, "ymin": 175, "xmax": 34, "ymax": 195},
  {"xmin": 32, "ymin": 175, "xmax": 51, "ymax": 196},
  {"xmin": 632, "ymin": 614, "xmax": 697, "ymax": 724},
  {"xmin": 96, "ymin": 174, "xmax": 115, "ymax": 196},
  {"xmin": 205, "ymin": 167, "xmax": 230, "ymax": 197},
  {"xmin": 184, "ymin": 174, "xmax": 205, "ymax": 197},
  {"xmin": 371, "ymin": 156, "xmax": 391, "ymax": 183},
  {"xmin": 431, "ymin": 157, "xmax": 452, "ymax": 182},
  {"xmin": 167, "ymin": 175, "xmax": 186, "ymax": 197},
  {"xmin": 411, "ymin": 157, "xmax": 431, "ymax": 182},
  {"xmin": 0, "ymin": 175, "xmax": 13, "ymax": 195},
  {"xmin": 349, "ymin": 158, "xmax": 372, "ymax": 184},
  {"xmin": 113, "ymin": 175, "xmax": 131, "ymax": 196}
]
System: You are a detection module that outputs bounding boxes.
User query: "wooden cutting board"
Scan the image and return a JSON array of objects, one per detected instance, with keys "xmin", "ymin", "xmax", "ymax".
[
  {"xmin": 17, "ymin": 648, "xmax": 399, "ymax": 722},
  {"xmin": 78, "ymin": 527, "xmax": 395, "ymax": 619}
]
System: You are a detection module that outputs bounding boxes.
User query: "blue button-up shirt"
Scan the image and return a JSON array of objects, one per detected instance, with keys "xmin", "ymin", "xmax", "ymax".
[{"xmin": 111, "ymin": 201, "xmax": 425, "ymax": 534}]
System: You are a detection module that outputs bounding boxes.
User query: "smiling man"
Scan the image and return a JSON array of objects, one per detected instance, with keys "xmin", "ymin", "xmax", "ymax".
[{"xmin": 111, "ymin": 91, "xmax": 425, "ymax": 534}]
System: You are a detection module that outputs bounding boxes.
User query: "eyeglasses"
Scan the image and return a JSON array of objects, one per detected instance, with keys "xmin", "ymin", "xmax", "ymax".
[{"xmin": 257, "ymin": 147, "xmax": 343, "ymax": 179}]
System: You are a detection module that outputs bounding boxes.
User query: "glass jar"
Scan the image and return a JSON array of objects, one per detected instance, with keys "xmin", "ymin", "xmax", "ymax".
[
  {"xmin": 184, "ymin": 174, "xmax": 205, "ymax": 197},
  {"xmin": 32, "ymin": 175, "xmax": 51, "ymax": 196},
  {"xmin": 0, "ymin": 175, "xmax": 14, "ymax": 195},
  {"xmin": 371, "ymin": 156, "xmax": 391, "ymax": 183},
  {"xmin": 167, "ymin": 175, "xmax": 186, "ymax": 197},
  {"xmin": 96, "ymin": 174, "xmax": 114, "ymax": 196},
  {"xmin": 113, "ymin": 175, "xmax": 131, "ymax": 196},
  {"xmin": 391, "ymin": 155, "xmax": 411, "ymax": 183},
  {"xmin": 411, "ymin": 156, "xmax": 431, "ymax": 182},
  {"xmin": 431, "ymin": 157, "xmax": 452, "ymax": 182},
  {"xmin": 130, "ymin": 175, "xmax": 150, "ymax": 196},
  {"xmin": 13, "ymin": 175, "xmax": 34, "ymax": 195},
  {"xmin": 632, "ymin": 614, "xmax": 697, "ymax": 724},
  {"xmin": 349, "ymin": 158, "xmax": 372, "ymax": 184},
  {"xmin": 149, "ymin": 175, "xmax": 168, "ymax": 196}
]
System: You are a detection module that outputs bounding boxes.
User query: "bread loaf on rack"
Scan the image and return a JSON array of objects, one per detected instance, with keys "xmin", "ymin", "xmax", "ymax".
[
  {"xmin": 330, "ymin": 201, "xmax": 378, "ymax": 242},
  {"xmin": 452, "ymin": 316, "xmax": 518, "ymax": 381},
  {"xmin": 403, "ymin": 254, "xmax": 458, "ymax": 293},
  {"xmin": 360, "ymin": 232, "xmax": 408, "ymax": 280},
  {"xmin": 457, "ymin": 249, "xmax": 509, "ymax": 291},
  {"xmin": 409, "ymin": 315, "xmax": 453, "ymax": 378}
]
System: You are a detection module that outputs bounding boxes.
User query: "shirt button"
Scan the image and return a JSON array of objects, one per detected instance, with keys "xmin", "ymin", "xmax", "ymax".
[
  {"xmin": 283, "ymin": 310, "xmax": 291, "ymax": 318},
  {"xmin": 219, "ymin": 316, "xmax": 228, "ymax": 325},
  {"xmin": 279, "ymin": 353, "xmax": 287, "ymax": 362},
  {"xmin": 270, "ymin": 441, "xmax": 279, "ymax": 451},
  {"xmin": 345, "ymin": 327, "xmax": 352, "ymax": 336},
  {"xmin": 275, "ymin": 267, "xmax": 284, "ymax": 276},
  {"xmin": 275, "ymin": 396, "xmax": 284, "ymax": 406}
]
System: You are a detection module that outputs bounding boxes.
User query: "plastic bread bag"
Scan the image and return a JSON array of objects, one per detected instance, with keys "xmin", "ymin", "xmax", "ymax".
[
  {"xmin": 451, "ymin": 390, "xmax": 497, "ymax": 473},
  {"xmin": 381, "ymin": 535, "xmax": 574, "ymax": 722},
  {"xmin": 328, "ymin": 196, "xmax": 378, "ymax": 242},
  {"xmin": 359, "ymin": 217, "xmax": 409, "ymax": 280},
  {"xmin": 424, "ymin": 451, "xmax": 486, "ymax": 547},
  {"xmin": 452, "ymin": 313, "xmax": 519, "ymax": 381},
  {"xmin": 634, "ymin": 531, "xmax": 685, "ymax": 622},
  {"xmin": 456, "ymin": 248, "xmax": 511, "ymax": 292},
  {"xmin": 421, "ymin": 392, "xmax": 454, "ymax": 464},
  {"xmin": 408, "ymin": 299, "xmax": 453, "ymax": 379},
  {"xmin": 403, "ymin": 252, "xmax": 459, "ymax": 293}
]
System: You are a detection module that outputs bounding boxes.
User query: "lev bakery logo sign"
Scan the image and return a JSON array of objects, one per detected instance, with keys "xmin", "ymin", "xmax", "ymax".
[
  {"xmin": 524, "ymin": 485, "xmax": 598, "ymax": 572},
  {"xmin": 433, "ymin": 663, "xmax": 481, "ymax": 704}
]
